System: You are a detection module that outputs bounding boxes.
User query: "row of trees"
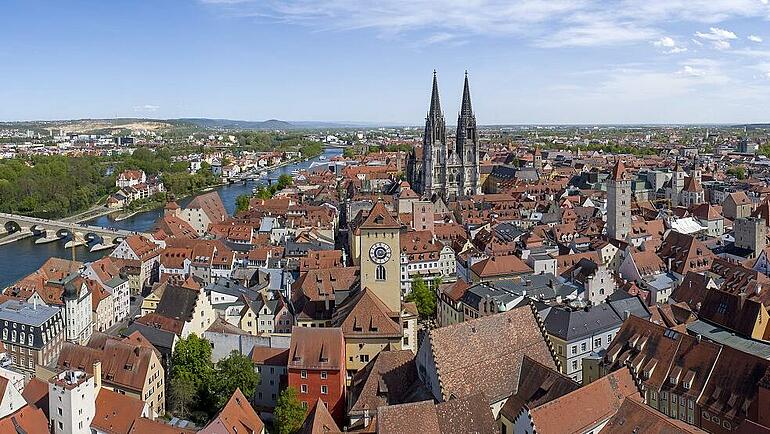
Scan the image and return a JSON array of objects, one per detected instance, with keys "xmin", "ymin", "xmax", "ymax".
[{"xmin": 0, "ymin": 155, "xmax": 112, "ymax": 218}]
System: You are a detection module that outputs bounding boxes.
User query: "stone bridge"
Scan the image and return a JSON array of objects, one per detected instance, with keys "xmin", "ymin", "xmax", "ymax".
[{"xmin": 0, "ymin": 212, "xmax": 148, "ymax": 252}]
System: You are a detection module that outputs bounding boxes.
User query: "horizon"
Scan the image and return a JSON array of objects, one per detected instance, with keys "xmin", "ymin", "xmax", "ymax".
[{"xmin": 2, "ymin": 1, "xmax": 770, "ymax": 124}]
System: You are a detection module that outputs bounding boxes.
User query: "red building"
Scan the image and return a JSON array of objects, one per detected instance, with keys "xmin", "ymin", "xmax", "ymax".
[{"xmin": 287, "ymin": 326, "xmax": 346, "ymax": 424}]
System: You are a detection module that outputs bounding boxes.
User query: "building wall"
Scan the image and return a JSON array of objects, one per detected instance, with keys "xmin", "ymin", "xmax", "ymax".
[
  {"xmin": 415, "ymin": 337, "xmax": 442, "ymax": 401},
  {"xmin": 48, "ymin": 372, "xmax": 95, "ymax": 434},
  {"xmin": 550, "ymin": 327, "xmax": 619, "ymax": 383},
  {"xmin": 360, "ymin": 228, "xmax": 401, "ymax": 313},
  {"xmin": 65, "ymin": 290, "xmax": 93, "ymax": 345},
  {"xmin": 289, "ymin": 367, "xmax": 346, "ymax": 423},
  {"xmin": 0, "ymin": 377, "xmax": 25, "ymax": 418},
  {"xmin": 254, "ymin": 362, "xmax": 286, "ymax": 410},
  {"xmin": 344, "ymin": 337, "xmax": 401, "ymax": 377},
  {"xmin": 606, "ymin": 178, "xmax": 631, "ymax": 241}
]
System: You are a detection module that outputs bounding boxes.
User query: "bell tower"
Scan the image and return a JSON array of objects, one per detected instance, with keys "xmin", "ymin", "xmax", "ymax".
[{"xmin": 359, "ymin": 201, "xmax": 402, "ymax": 312}]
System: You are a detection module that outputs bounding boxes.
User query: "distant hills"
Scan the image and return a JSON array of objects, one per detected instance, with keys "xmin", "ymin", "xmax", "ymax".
[{"xmin": 177, "ymin": 118, "xmax": 361, "ymax": 130}]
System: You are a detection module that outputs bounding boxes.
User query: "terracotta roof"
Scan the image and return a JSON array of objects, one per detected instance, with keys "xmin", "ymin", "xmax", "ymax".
[
  {"xmin": 155, "ymin": 215, "xmax": 199, "ymax": 239},
  {"xmin": 499, "ymin": 355, "xmax": 580, "ymax": 421},
  {"xmin": 683, "ymin": 176, "xmax": 703, "ymax": 193},
  {"xmin": 292, "ymin": 267, "xmax": 360, "ymax": 302},
  {"xmin": 58, "ymin": 337, "xmax": 159, "ymax": 394},
  {"xmin": 288, "ymin": 326, "xmax": 344, "ymax": 371},
  {"xmin": 297, "ymin": 399, "xmax": 342, "ymax": 434},
  {"xmin": 630, "ymin": 250, "xmax": 666, "ymax": 277},
  {"xmin": 160, "ymin": 247, "xmax": 193, "ymax": 269},
  {"xmin": 599, "ymin": 397, "xmax": 702, "ymax": 433},
  {"xmin": 332, "ymin": 288, "xmax": 402, "ymax": 338},
  {"xmin": 426, "ymin": 305, "xmax": 556, "ymax": 402},
  {"xmin": 123, "ymin": 235, "xmax": 161, "ymax": 261},
  {"xmin": 92, "ymin": 388, "xmax": 146, "ymax": 434},
  {"xmin": 529, "ymin": 368, "xmax": 640, "ymax": 434},
  {"xmin": 657, "ymin": 231, "xmax": 714, "ymax": 276},
  {"xmin": 376, "ymin": 393, "xmax": 497, "ymax": 434},
  {"xmin": 726, "ymin": 191, "xmax": 752, "ymax": 206},
  {"xmin": 187, "ymin": 191, "xmax": 228, "ymax": 224},
  {"xmin": 360, "ymin": 201, "xmax": 401, "ymax": 230},
  {"xmin": 22, "ymin": 377, "xmax": 49, "ymax": 417},
  {"xmin": 470, "ymin": 255, "xmax": 532, "ymax": 279},
  {"xmin": 250, "ymin": 346, "xmax": 289, "ymax": 365},
  {"xmin": 0, "ymin": 405, "xmax": 50, "ymax": 433},
  {"xmin": 200, "ymin": 388, "xmax": 265, "ymax": 434},
  {"xmin": 128, "ymin": 418, "xmax": 197, "ymax": 434},
  {"xmin": 610, "ymin": 161, "xmax": 629, "ymax": 181},
  {"xmin": 349, "ymin": 350, "xmax": 420, "ymax": 414}
]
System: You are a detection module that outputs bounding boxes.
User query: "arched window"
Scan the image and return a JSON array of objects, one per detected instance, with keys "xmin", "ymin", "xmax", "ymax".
[{"xmin": 376, "ymin": 265, "xmax": 386, "ymax": 281}]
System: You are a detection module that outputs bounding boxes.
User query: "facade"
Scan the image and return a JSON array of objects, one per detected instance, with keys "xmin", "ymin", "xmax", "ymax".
[
  {"xmin": 48, "ymin": 370, "xmax": 96, "ymax": 434},
  {"xmin": 83, "ymin": 257, "xmax": 131, "ymax": 325},
  {"xmin": 399, "ymin": 230, "xmax": 456, "ymax": 293},
  {"xmin": 734, "ymin": 217, "xmax": 766, "ymax": 259},
  {"xmin": 109, "ymin": 235, "xmax": 161, "ymax": 294},
  {"xmin": 606, "ymin": 160, "xmax": 631, "ymax": 241},
  {"xmin": 0, "ymin": 300, "xmax": 65, "ymax": 375},
  {"xmin": 287, "ymin": 327, "xmax": 346, "ymax": 424},
  {"xmin": 250, "ymin": 346, "xmax": 289, "ymax": 412},
  {"xmin": 408, "ymin": 71, "xmax": 480, "ymax": 200}
]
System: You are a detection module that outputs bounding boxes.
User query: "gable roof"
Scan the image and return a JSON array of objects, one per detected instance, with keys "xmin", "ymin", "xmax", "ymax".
[
  {"xmin": 360, "ymin": 201, "xmax": 401, "ymax": 230},
  {"xmin": 200, "ymin": 388, "xmax": 264, "ymax": 434},
  {"xmin": 529, "ymin": 368, "xmax": 640, "ymax": 434},
  {"xmin": 186, "ymin": 191, "xmax": 228, "ymax": 224},
  {"xmin": 92, "ymin": 388, "xmax": 146, "ymax": 434},
  {"xmin": 0, "ymin": 405, "xmax": 50, "ymax": 434},
  {"xmin": 297, "ymin": 399, "xmax": 342, "ymax": 434},
  {"xmin": 288, "ymin": 326, "xmax": 344, "ymax": 371},
  {"xmin": 425, "ymin": 305, "xmax": 556, "ymax": 402},
  {"xmin": 598, "ymin": 397, "xmax": 700, "ymax": 434},
  {"xmin": 376, "ymin": 393, "xmax": 497, "ymax": 434},
  {"xmin": 332, "ymin": 288, "xmax": 402, "ymax": 338},
  {"xmin": 499, "ymin": 355, "xmax": 580, "ymax": 421}
]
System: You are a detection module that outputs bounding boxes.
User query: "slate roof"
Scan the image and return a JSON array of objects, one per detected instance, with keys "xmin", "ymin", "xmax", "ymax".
[
  {"xmin": 543, "ymin": 303, "xmax": 624, "ymax": 342},
  {"xmin": 425, "ymin": 305, "xmax": 556, "ymax": 402},
  {"xmin": 155, "ymin": 285, "xmax": 200, "ymax": 322}
]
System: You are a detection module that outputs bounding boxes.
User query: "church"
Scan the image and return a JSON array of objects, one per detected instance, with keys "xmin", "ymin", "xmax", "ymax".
[{"xmin": 407, "ymin": 71, "xmax": 481, "ymax": 200}]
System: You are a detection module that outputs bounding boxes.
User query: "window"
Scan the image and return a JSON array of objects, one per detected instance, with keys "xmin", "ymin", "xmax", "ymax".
[
  {"xmin": 607, "ymin": 334, "xmax": 612, "ymax": 343},
  {"xmin": 376, "ymin": 265, "xmax": 386, "ymax": 281},
  {"xmin": 581, "ymin": 342, "xmax": 586, "ymax": 352},
  {"xmin": 302, "ymin": 401, "xmax": 308, "ymax": 409},
  {"xmin": 320, "ymin": 371, "xmax": 327, "ymax": 380},
  {"xmin": 571, "ymin": 346, "xmax": 577, "ymax": 355},
  {"xmin": 571, "ymin": 360, "xmax": 578, "ymax": 370},
  {"xmin": 300, "ymin": 384, "xmax": 308, "ymax": 394},
  {"xmin": 594, "ymin": 338, "xmax": 601, "ymax": 347},
  {"xmin": 321, "ymin": 385, "xmax": 328, "ymax": 395},
  {"xmin": 360, "ymin": 354, "xmax": 370, "ymax": 363},
  {"xmin": 300, "ymin": 370, "xmax": 307, "ymax": 379}
]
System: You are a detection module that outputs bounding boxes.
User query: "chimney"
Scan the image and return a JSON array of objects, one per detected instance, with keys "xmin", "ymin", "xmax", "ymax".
[
  {"xmin": 623, "ymin": 310, "xmax": 630, "ymax": 320},
  {"xmin": 739, "ymin": 292, "xmax": 748, "ymax": 310},
  {"xmin": 93, "ymin": 361, "xmax": 102, "ymax": 390},
  {"xmin": 667, "ymin": 257, "xmax": 673, "ymax": 272}
]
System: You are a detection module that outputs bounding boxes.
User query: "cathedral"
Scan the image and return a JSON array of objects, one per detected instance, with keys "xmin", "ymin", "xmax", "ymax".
[{"xmin": 407, "ymin": 71, "xmax": 480, "ymax": 200}]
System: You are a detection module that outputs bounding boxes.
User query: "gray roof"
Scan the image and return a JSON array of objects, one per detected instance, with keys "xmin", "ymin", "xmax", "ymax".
[
  {"xmin": 0, "ymin": 300, "xmax": 61, "ymax": 327},
  {"xmin": 543, "ymin": 303, "xmax": 624, "ymax": 342},
  {"xmin": 687, "ymin": 319, "xmax": 770, "ymax": 359},
  {"xmin": 124, "ymin": 322, "xmax": 177, "ymax": 350},
  {"xmin": 494, "ymin": 273, "xmax": 573, "ymax": 299},
  {"xmin": 606, "ymin": 295, "xmax": 651, "ymax": 320},
  {"xmin": 205, "ymin": 277, "xmax": 261, "ymax": 302}
]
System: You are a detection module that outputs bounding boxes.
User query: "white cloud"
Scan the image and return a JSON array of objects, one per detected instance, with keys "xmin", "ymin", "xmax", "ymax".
[
  {"xmin": 695, "ymin": 26, "xmax": 738, "ymax": 49},
  {"xmin": 678, "ymin": 65, "xmax": 707, "ymax": 77},
  {"xmin": 134, "ymin": 104, "xmax": 160, "ymax": 113},
  {"xmin": 749, "ymin": 35, "xmax": 763, "ymax": 43},
  {"xmin": 653, "ymin": 36, "xmax": 687, "ymax": 53}
]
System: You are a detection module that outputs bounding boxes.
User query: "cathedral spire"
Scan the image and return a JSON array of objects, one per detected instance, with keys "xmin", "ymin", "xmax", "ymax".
[
  {"xmin": 460, "ymin": 70, "xmax": 473, "ymax": 118},
  {"xmin": 429, "ymin": 70, "xmax": 442, "ymax": 118}
]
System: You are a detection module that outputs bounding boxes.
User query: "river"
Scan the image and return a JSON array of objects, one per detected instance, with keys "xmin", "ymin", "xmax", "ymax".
[{"xmin": 0, "ymin": 148, "xmax": 342, "ymax": 288}]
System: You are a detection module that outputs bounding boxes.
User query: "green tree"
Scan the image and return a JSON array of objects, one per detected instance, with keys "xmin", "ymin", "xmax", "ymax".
[
  {"xmin": 405, "ymin": 275, "xmax": 436, "ymax": 318},
  {"xmin": 274, "ymin": 387, "xmax": 306, "ymax": 434},
  {"xmin": 235, "ymin": 194, "xmax": 251, "ymax": 214},
  {"xmin": 277, "ymin": 174, "xmax": 293, "ymax": 189},
  {"xmin": 171, "ymin": 333, "xmax": 214, "ymax": 390},
  {"xmin": 169, "ymin": 376, "xmax": 197, "ymax": 418},
  {"xmin": 211, "ymin": 352, "xmax": 261, "ymax": 409}
]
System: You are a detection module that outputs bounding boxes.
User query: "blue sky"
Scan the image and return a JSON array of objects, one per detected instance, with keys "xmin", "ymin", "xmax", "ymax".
[{"xmin": 2, "ymin": 0, "xmax": 770, "ymax": 124}]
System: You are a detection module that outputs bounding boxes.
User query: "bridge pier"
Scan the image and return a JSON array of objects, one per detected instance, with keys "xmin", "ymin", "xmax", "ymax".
[
  {"xmin": 89, "ymin": 236, "xmax": 116, "ymax": 252},
  {"xmin": 35, "ymin": 234, "xmax": 62, "ymax": 244}
]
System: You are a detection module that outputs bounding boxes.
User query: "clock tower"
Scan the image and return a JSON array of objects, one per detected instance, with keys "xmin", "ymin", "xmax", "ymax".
[{"xmin": 359, "ymin": 201, "xmax": 402, "ymax": 313}]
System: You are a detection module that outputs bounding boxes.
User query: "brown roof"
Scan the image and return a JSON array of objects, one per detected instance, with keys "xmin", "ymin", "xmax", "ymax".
[
  {"xmin": 726, "ymin": 191, "xmax": 752, "ymax": 206},
  {"xmin": 426, "ymin": 305, "xmax": 556, "ymax": 402},
  {"xmin": 92, "ymin": 388, "xmax": 146, "ymax": 434},
  {"xmin": 297, "ymin": 399, "xmax": 342, "ymax": 434},
  {"xmin": 376, "ymin": 393, "xmax": 498, "ymax": 434},
  {"xmin": 599, "ymin": 397, "xmax": 703, "ymax": 434},
  {"xmin": 610, "ymin": 160, "xmax": 628, "ymax": 181},
  {"xmin": 123, "ymin": 235, "xmax": 161, "ymax": 261},
  {"xmin": 630, "ymin": 250, "xmax": 666, "ymax": 277},
  {"xmin": 200, "ymin": 388, "xmax": 265, "ymax": 434},
  {"xmin": 57, "ymin": 337, "xmax": 159, "ymax": 394},
  {"xmin": 160, "ymin": 247, "xmax": 193, "ymax": 269},
  {"xmin": 360, "ymin": 201, "xmax": 401, "ymax": 230},
  {"xmin": 22, "ymin": 377, "xmax": 49, "ymax": 417},
  {"xmin": 292, "ymin": 267, "xmax": 360, "ymax": 302},
  {"xmin": 187, "ymin": 191, "xmax": 228, "ymax": 224},
  {"xmin": 0, "ymin": 406, "xmax": 50, "ymax": 433},
  {"xmin": 499, "ymin": 355, "xmax": 580, "ymax": 421},
  {"xmin": 529, "ymin": 368, "xmax": 641, "ymax": 434},
  {"xmin": 155, "ymin": 215, "xmax": 199, "ymax": 239},
  {"xmin": 470, "ymin": 255, "xmax": 532, "ymax": 279},
  {"xmin": 250, "ymin": 346, "xmax": 289, "ymax": 366},
  {"xmin": 349, "ymin": 350, "xmax": 421, "ymax": 415},
  {"xmin": 332, "ymin": 288, "xmax": 402, "ymax": 338},
  {"xmin": 288, "ymin": 326, "xmax": 345, "ymax": 371},
  {"xmin": 657, "ymin": 231, "xmax": 714, "ymax": 276},
  {"xmin": 129, "ymin": 418, "xmax": 197, "ymax": 434}
]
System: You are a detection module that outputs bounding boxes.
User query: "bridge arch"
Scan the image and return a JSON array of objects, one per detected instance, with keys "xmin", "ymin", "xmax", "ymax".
[{"xmin": 4, "ymin": 221, "xmax": 22, "ymax": 234}]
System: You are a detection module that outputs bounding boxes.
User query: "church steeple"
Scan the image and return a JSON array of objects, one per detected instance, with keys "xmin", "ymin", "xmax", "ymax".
[
  {"xmin": 460, "ymin": 70, "xmax": 473, "ymax": 118},
  {"xmin": 428, "ymin": 70, "xmax": 442, "ymax": 118}
]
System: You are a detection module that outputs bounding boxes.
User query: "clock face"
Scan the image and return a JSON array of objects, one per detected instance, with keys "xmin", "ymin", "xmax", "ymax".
[{"xmin": 369, "ymin": 242, "xmax": 392, "ymax": 264}]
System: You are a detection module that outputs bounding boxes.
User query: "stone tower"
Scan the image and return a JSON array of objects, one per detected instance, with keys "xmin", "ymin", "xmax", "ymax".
[
  {"xmin": 359, "ymin": 201, "xmax": 402, "ymax": 313},
  {"xmin": 607, "ymin": 160, "xmax": 631, "ymax": 241},
  {"xmin": 672, "ymin": 161, "xmax": 686, "ymax": 206},
  {"xmin": 455, "ymin": 72, "xmax": 480, "ymax": 196},
  {"xmin": 421, "ymin": 71, "xmax": 447, "ymax": 198}
]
